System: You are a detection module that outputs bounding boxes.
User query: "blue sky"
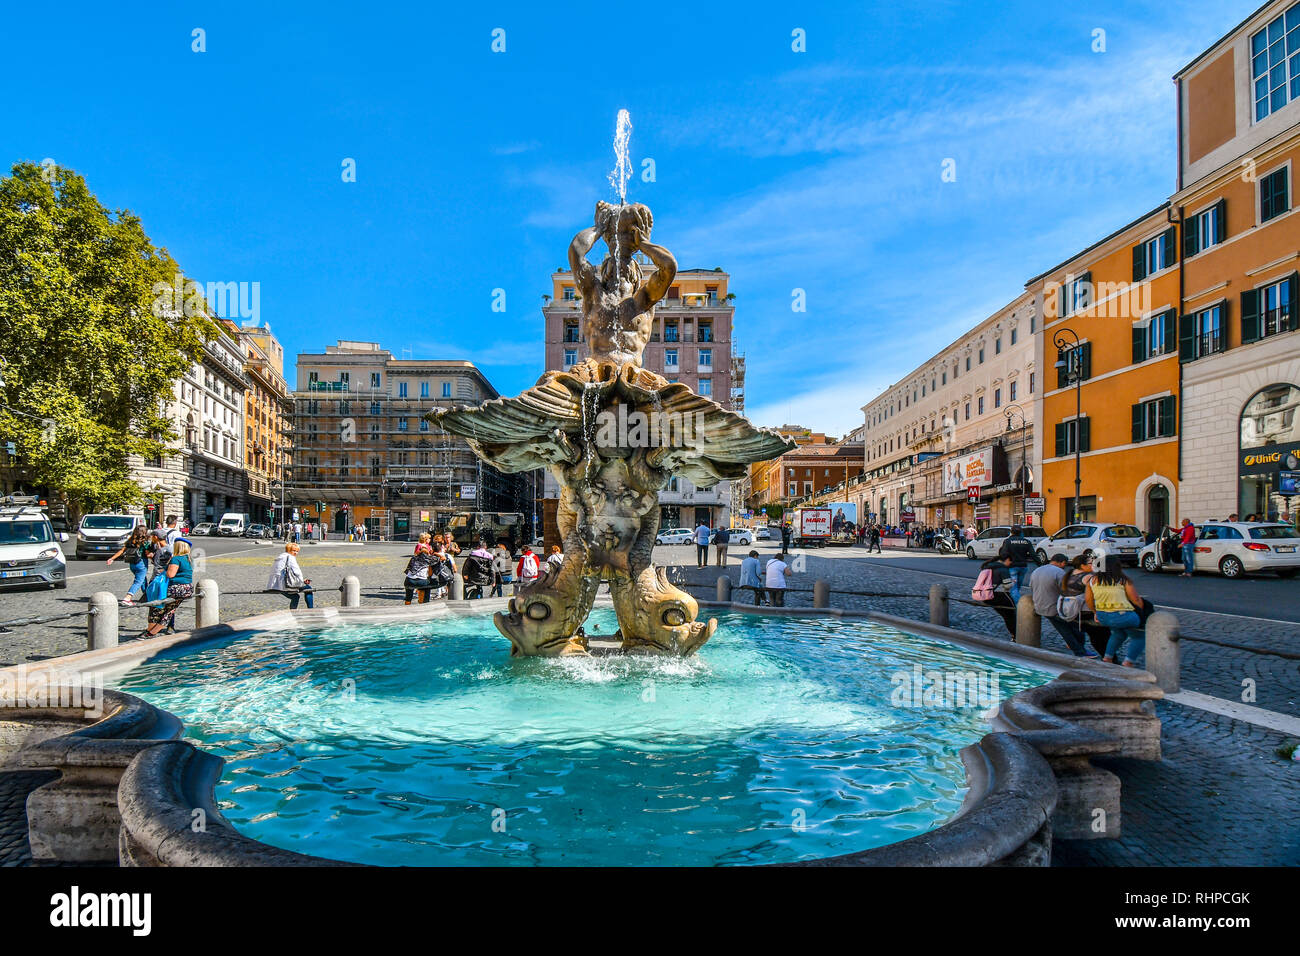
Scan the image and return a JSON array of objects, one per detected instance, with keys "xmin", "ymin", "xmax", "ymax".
[{"xmin": 1, "ymin": 0, "xmax": 1255, "ymax": 435}]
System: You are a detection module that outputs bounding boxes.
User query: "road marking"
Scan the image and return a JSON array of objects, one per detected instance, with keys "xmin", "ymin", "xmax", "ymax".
[{"xmin": 1165, "ymin": 690, "xmax": 1300, "ymax": 736}]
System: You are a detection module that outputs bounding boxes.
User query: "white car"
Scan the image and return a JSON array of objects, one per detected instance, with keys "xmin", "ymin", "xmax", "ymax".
[
  {"xmin": 191, "ymin": 522, "xmax": 217, "ymax": 536},
  {"xmin": 965, "ymin": 525, "xmax": 1048, "ymax": 561},
  {"xmin": 710, "ymin": 528, "xmax": 753, "ymax": 546},
  {"xmin": 755, "ymin": 526, "xmax": 771, "ymax": 541},
  {"xmin": 1139, "ymin": 521, "xmax": 1300, "ymax": 579},
  {"xmin": 1037, "ymin": 522, "xmax": 1145, "ymax": 567},
  {"xmin": 656, "ymin": 528, "xmax": 695, "ymax": 545},
  {"xmin": 0, "ymin": 506, "xmax": 68, "ymax": 589},
  {"xmin": 75, "ymin": 513, "xmax": 144, "ymax": 560}
]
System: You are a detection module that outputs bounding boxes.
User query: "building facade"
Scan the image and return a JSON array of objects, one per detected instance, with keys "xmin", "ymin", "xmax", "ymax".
[
  {"xmin": 1174, "ymin": 0, "xmax": 1300, "ymax": 525},
  {"xmin": 542, "ymin": 264, "xmax": 742, "ymax": 527},
  {"xmin": 225, "ymin": 321, "xmax": 292, "ymax": 525},
  {"xmin": 852, "ymin": 293, "xmax": 1038, "ymax": 531},
  {"xmin": 130, "ymin": 329, "xmax": 249, "ymax": 527},
  {"xmin": 287, "ymin": 341, "xmax": 523, "ymax": 539}
]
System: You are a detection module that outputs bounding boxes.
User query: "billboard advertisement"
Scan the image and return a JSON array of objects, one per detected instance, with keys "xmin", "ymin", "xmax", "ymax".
[
  {"xmin": 824, "ymin": 502, "xmax": 858, "ymax": 532},
  {"xmin": 942, "ymin": 448, "xmax": 995, "ymax": 495}
]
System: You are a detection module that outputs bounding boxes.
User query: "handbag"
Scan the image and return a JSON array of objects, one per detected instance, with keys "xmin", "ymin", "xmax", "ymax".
[
  {"xmin": 145, "ymin": 571, "xmax": 169, "ymax": 603},
  {"xmin": 1056, "ymin": 594, "xmax": 1086, "ymax": 622},
  {"xmin": 283, "ymin": 565, "xmax": 305, "ymax": 590}
]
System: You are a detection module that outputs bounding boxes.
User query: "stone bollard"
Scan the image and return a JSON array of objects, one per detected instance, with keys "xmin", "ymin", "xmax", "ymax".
[
  {"xmin": 1015, "ymin": 594, "xmax": 1040, "ymax": 647},
  {"xmin": 194, "ymin": 579, "xmax": 220, "ymax": 630},
  {"xmin": 929, "ymin": 583, "xmax": 949, "ymax": 627},
  {"xmin": 1144, "ymin": 611, "xmax": 1181, "ymax": 693},
  {"xmin": 716, "ymin": 576, "xmax": 732, "ymax": 602},
  {"xmin": 342, "ymin": 575, "xmax": 361, "ymax": 608},
  {"xmin": 813, "ymin": 579, "xmax": 830, "ymax": 609},
  {"xmin": 449, "ymin": 574, "xmax": 464, "ymax": 601},
  {"xmin": 87, "ymin": 592, "xmax": 119, "ymax": 651}
]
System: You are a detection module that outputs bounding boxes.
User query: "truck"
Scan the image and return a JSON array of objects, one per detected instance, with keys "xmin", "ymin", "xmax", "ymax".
[
  {"xmin": 217, "ymin": 512, "xmax": 252, "ymax": 536},
  {"xmin": 444, "ymin": 512, "xmax": 527, "ymax": 551},
  {"xmin": 791, "ymin": 507, "xmax": 832, "ymax": 548}
]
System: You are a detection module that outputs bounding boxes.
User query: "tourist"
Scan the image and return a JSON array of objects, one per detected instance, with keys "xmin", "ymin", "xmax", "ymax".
[
  {"xmin": 781, "ymin": 523, "xmax": 792, "ymax": 552},
  {"xmin": 765, "ymin": 552, "xmax": 791, "ymax": 607},
  {"xmin": 1178, "ymin": 518, "xmax": 1197, "ymax": 577},
  {"xmin": 869, "ymin": 524, "xmax": 881, "ymax": 553},
  {"xmin": 739, "ymin": 549, "xmax": 765, "ymax": 605},
  {"xmin": 440, "ymin": 532, "xmax": 461, "ymax": 558},
  {"xmin": 491, "ymin": 541, "xmax": 513, "ymax": 597},
  {"xmin": 267, "ymin": 542, "xmax": 314, "ymax": 609},
  {"xmin": 714, "ymin": 524, "xmax": 730, "ymax": 566},
  {"xmin": 546, "ymin": 544, "xmax": 564, "ymax": 569},
  {"xmin": 404, "ymin": 536, "xmax": 436, "ymax": 604},
  {"xmin": 164, "ymin": 514, "xmax": 182, "ymax": 550},
  {"xmin": 106, "ymin": 525, "xmax": 151, "ymax": 605},
  {"xmin": 996, "ymin": 525, "xmax": 1040, "ymax": 605},
  {"xmin": 143, "ymin": 538, "xmax": 194, "ymax": 637},
  {"xmin": 965, "ymin": 524, "xmax": 977, "ymax": 543},
  {"xmin": 1086, "ymin": 567, "xmax": 1147, "ymax": 666},
  {"xmin": 515, "ymin": 545, "xmax": 540, "ymax": 595},
  {"xmin": 462, "ymin": 540, "xmax": 496, "ymax": 599},
  {"xmin": 1030, "ymin": 553, "xmax": 1095, "ymax": 657},
  {"xmin": 694, "ymin": 520, "xmax": 711, "ymax": 569}
]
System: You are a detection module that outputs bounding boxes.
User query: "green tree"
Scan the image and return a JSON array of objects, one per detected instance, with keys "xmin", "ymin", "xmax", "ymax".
[{"xmin": 0, "ymin": 161, "xmax": 219, "ymax": 515}]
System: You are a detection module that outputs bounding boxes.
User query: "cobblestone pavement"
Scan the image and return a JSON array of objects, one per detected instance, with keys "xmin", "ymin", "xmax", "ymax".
[
  {"xmin": 0, "ymin": 770, "xmax": 55, "ymax": 867},
  {"xmin": 664, "ymin": 544, "xmax": 1300, "ymax": 717},
  {"xmin": 1053, "ymin": 701, "xmax": 1300, "ymax": 866}
]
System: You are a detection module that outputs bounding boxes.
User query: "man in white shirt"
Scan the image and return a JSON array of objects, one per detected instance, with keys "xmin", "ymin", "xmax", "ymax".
[
  {"xmin": 694, "ymin": 522, "xmax": 711, "ymax": 569},
  {"xmin": 765, "ymin": 553, "xmax": 791, "ymax": 607},
  {"xmin": 164, "ymin": 515, "xmax": 182, "ymax": 550}
]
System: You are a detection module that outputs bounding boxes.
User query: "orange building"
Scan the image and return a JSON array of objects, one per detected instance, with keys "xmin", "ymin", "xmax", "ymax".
[{"xmin": 1028, "ymin": 204, "xmax": 1183, "ymax": 534}]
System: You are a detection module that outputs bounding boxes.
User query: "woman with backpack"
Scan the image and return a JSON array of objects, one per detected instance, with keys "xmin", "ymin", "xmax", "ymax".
[
  {"xmin": 403, "ymin": 534, "xmax": 436, "ymax": 604},
  {"xmin": 1085, "ymin": 568, "xmax": 1147, "ymax": 667},
  {"xmin": 972, "ymin": 555, "xmax": 1017, "ymax": 636},
  {"xmin": 106, "ymin": 525, "xmax": 151, "ymax": 605},
  {"xmin": 462, "ymin": 540, "xmax": 496, "ymax": 599},
  {"xmin": 515, "ymin": 546, "xmax": 541, "ymax": 595},
  {"xmin": 491, "ymin": 542, "xmax": 513, "ymax": 597}
]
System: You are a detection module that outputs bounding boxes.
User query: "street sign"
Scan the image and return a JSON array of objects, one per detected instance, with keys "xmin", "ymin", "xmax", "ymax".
[
  {"xmin": 1025, "ymin": 497, "xmax": 1046, "ymax": 513},
  {"xmin": 967, "ymin": 485, "xmax": 981, "ymax": 504},
  {"xmin": 461, "ymin": 484, "xmax": 477, "ymax": 500},
  {"xmin": 974, "ymin": 504, "xmax": 991, "ymax": 519}
]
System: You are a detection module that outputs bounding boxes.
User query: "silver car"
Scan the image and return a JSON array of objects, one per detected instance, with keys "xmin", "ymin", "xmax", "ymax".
[{"xmin": 1038, "ymin": 522, "xmax": 1145, "ymax": 566}]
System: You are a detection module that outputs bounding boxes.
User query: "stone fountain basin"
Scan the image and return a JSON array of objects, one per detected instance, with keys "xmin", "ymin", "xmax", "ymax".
[{"xmin": 1, "ymin": 597, "xmax": 1161, "ymax": 866}]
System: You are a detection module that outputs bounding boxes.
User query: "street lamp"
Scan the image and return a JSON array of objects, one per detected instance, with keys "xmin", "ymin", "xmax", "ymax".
[
  {"xmin": 1052, "ymin": 327, "xmax": 1083, "ymax": 524},
  {"xmin": 1004, "ymin": 403, "xmax": 1029, "ymax": 522}
]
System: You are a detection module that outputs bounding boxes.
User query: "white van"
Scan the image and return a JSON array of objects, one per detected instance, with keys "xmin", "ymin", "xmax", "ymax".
[
  {"xmin": 218, "ymin": 513, "xmax": 251, "ymax": 536},
  {"xmin": 76, "ymin": 513, "xmax": 145, "ymax": 560}
]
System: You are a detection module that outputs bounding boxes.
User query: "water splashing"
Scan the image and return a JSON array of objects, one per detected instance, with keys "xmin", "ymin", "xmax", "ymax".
[{"xmin": 608, "ymin": 109, "xmax": 633, "ymax": 203}]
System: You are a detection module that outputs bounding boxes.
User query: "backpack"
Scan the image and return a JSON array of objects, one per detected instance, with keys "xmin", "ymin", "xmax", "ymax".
[
  {"xmin": 519, "ymin": 553, "xmax": 539, "ymax": 579},
  {"xmin": 433, "ymin": 560, "xmax": 455, "ymax": 588},
  {"xmin": 971, "ymin": 569, "xmax": 996, "ymax": 601}
]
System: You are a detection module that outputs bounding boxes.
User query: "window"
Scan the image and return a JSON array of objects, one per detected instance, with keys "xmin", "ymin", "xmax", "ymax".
[
  {"xmin": 370, "ymin": 457, "xmax": 382, "ymax": 477},
  {"xmin": 789, "ymin": 483, "xmax": 798, "ymax": 497},
  {"xmin": 398, "ymin": 381, "xmax": 407, "ymax": 398},
  {"xmin": 978, "ymin": 348, "xmax": 985, "ymax": 364},
  {"xmin": 1261, "ymin": 166, "xmax": 1290, "ymax": 222},
  {"xmin": 1010, "ymin": 326, "xmax": 1018, "ymax": 345},
  {"xmin": 965, "ymin": 357, "xmax": 971, "ymax": 372},
  {"xmin": 1180, "ymin": 303, "xmax": 1225, "ymax": 361},
  {"xmin": 803, "ymin": 481, "xmax": 813, "ymax": 495},
  {"xmin": 964, "ymin": 403, "xmax": 971, "ymax": 421},
  {"xmin": 1061, "ymin": 273, "xmax": 1092, "ymax": 315},
  {"xmin": 420, "ymin": 382, "xmax": 429, "ymax": 398},
  {"xmin": 419, "ymin": 420, "xmax": 429, "ymax": 432},
  {"xmin": 921, "ymin": 385, "xmax": 926, "ymax": 397},
  {"xmin": 942, "ymin": 371, "xmax": 947, "ymax": 385},
  {"xmin": 1185, "ymin": 200, "xmax": 1226, "ymax": 258},
  {"xmin": 564, "ymin": 349, "xmax": 577, "ymax": 367},
  {"xmin": 1054, "ymin": 417, "xmax": 1091, "ymax": 455},
  {"xmin": 1133, "ymin": 310, "xmax": 1176, "ymax": 363},
  {"xmin": 699, "ymin": 378, "xmax": 712, "ymax": 397},
  {"xmin": 340, "ymin": 372, "xmax": 350, "ymax": 387},
  {"xmin": 562, "ymin": 286, "xmax": 576, "ymax": 301},
  {"xmin": 698, "ymin": 323, "xmax": 713, "ymax": 343},
  {"xmin": 699, "ymin": 348, "xmax": 712, "ymax": 368},
  {"xmin": 995, "ymin": 338, "xmax": 1002, "ymax": 355},
  {"xmin": 563, "ymin": 324, "xmax": 580, "ymax": 342},
  {"xmin": 308, "ymin": 371, "xmax": 319, "ymax": 386},
  {"xmin": 398, "ymin": 418, "xmax": 408, "ymax": 432},
  {"xmin": 368, "ymin": 402, "xmax": 381, "ymax": 415},
  {"xmin": 371, "ymin": 372, "xmax": 381, "ymax": 388},
  {"xmin": 1251, "ymin": 5, "xmax": 1300, "ymax": 121},
  {"xmin": 1132, "ymin": 396, "xmax": 1176, "ymax": 442},
  {"xmin": 664, "ymin": 324, "xmax": 679, "ymax": 342},
  {"xmin": 1029, "ymin": 371, "xmax": 1035, "ymax": 394},
  {"xmin": 1056, "ymin": 342, "xmax": 1092, "ymax": 387},
  {"xmin": 993, "ymin": 389, "xmax": 1001, "ymax": 409},
  {"xmin": 1132, "ymin": 230, "xmax": 1177, "ymax": 283},
  {"xmin": 442, "ymin": 382, "xmax": 452, "ymax": 398},
  {"xmin": 1242, "ymin": 273, "xmax": 1299, "ymax": 343}
]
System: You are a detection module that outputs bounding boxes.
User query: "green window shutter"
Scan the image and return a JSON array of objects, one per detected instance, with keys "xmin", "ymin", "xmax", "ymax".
[
  {"xmin": 1178, "ymin": 313, "xmax": 1196, "ymax": 362},
  {"xmin": 1162, "ymin": 226, "xmax": 1178, "ymax": 266},
  {"xmin": 1079, "ymin": 270, "xmax": 1092, "ymax": 309},
  {"xmin": 1214, "ymin": 198, "xmax": 1227, "ymax": 243},
  {"xmin": 1131, "ymin": 404, "xmax": 1145, "ymax": 443},
  {"xmin": 1281, "ymin": 168, "xmax": 1291, "ymax": 215},
  {"xmin": 1132, "ymin": 244, "xmax": 1147, "ymax": 283},
  {"xmin": 1241, "ymin": 288, "xmax": 1261, "ymax": 344},
  {"xmin": 1056, "ymin": 348, "xmax": 1067, "ymax": 389},
  {"xmin": 1078, "ymin": 417, "xmax": 1091, "ymax": 453},
  {"xmin": 1289, "ymin": 272, "xmax": 1300, "ymax": 332},
  {"xmin": 1055, "ymin": 423, "xmax": 1066, "ymax": 457},
  {"xmin": 1160, "ymin": 396, "xmax": 1176, "ymax": 437},
  {"xmin": 1132, "ymin": 325, "xmax": 1146, "ymax": 364},
  {"xmin": 1183, "ymin": 218, "xmax": 1200, "ymax": 259},
  {"xmin": 1057, "ymin": 285, "xmax": 1067, "ymax": 319},
  {"xmin": 1080, "ymin": 341, "xmax": 1092, "ymax": 380},
  {"xmin": 1163, "ymin": 309, "xmax": 1178, "ymax": 354}
]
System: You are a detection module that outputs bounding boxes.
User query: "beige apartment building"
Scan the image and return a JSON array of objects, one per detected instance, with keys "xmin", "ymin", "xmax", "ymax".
[
  {"xmin": 541, "ymin": 263, "xmax": 744, "ymax": 528},
  {"xmin": 852, "ymin": 292, "xmax": 1039, "ymax": 531}
]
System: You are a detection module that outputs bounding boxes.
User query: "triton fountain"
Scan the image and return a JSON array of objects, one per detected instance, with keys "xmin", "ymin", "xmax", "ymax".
[{"xmin": 430, "ymin": 117, "xmax": 795, "ymax": 657}]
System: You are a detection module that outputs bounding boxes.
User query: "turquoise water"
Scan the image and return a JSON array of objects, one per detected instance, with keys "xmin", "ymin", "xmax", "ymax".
[{"xmin": 111, "ymin": 608, "xmax": 1048, "ymax": 866}]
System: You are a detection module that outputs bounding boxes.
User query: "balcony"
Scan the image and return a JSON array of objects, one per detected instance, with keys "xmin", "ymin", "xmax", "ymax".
[{"xmin": 1196, "ymin": 330, "xmax": 1222, "ymax": 358}]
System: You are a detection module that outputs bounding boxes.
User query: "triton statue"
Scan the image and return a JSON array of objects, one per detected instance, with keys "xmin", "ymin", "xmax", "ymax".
[{"xmin": 429, "ymin": 201, "xmax": 793, "ymax": 657}]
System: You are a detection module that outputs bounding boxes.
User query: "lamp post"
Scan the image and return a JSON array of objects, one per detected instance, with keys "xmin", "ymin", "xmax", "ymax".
[
  {"xmin": 1052, "ymin": 327, "xmax": 1083, "ymax": 524},
  {"xmin": 1004, "ymin": 403, "xmax": 1029, "ymax": 523}
]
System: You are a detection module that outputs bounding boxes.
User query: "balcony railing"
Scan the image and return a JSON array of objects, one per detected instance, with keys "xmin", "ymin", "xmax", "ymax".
[{"xmin": 1196, "ymin": 330, "xmax": 1222, "ymax": 358}]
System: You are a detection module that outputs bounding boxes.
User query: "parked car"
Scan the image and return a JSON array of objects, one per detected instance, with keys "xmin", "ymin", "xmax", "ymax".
[
  {"xmin": 75, "ymin": 513, "xmax": 144, "ymax": 560},
  {"xmin": 710, "ymin": 528, "xmax": 754, "ymax": 546},
  {"xmin": 755, "ymin": 526, "xmax": 771, "ymax": 541},
  {"xmin": 1139, "ymin": 521, "xmax": 1300, "ymax": 578},
  {"xmin": 190, "ymin": 522, "xmax": 217, "ymax": 536},
  {"xmin": 243, "ymin": 523, "xmax": 271, "ymax": 539},
  {"xmin": 1037, "ymin": 522, "xmax": 1145, "ymax": 566},
  {"xmin": 0, "ymin": 505, "xmax": 68, "ymax": 590},
  {"xmin": 965, "ymin": 525, "xmax": 1048, "ymax": 561},
  {"xmin": 655, "ymin": 528, "xmax": 694, "ymax": 545}
]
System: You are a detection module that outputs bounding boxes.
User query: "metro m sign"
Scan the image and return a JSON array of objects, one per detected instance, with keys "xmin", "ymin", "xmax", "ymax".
[{"xmin": 967, "ymin": 485, "xmax": 981, "ymax": 504}]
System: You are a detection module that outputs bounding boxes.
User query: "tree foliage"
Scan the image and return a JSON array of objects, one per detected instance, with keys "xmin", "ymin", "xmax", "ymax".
[{"xmin": 0, "ymin": 161, "xmax": 219, "ymax": 514}]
